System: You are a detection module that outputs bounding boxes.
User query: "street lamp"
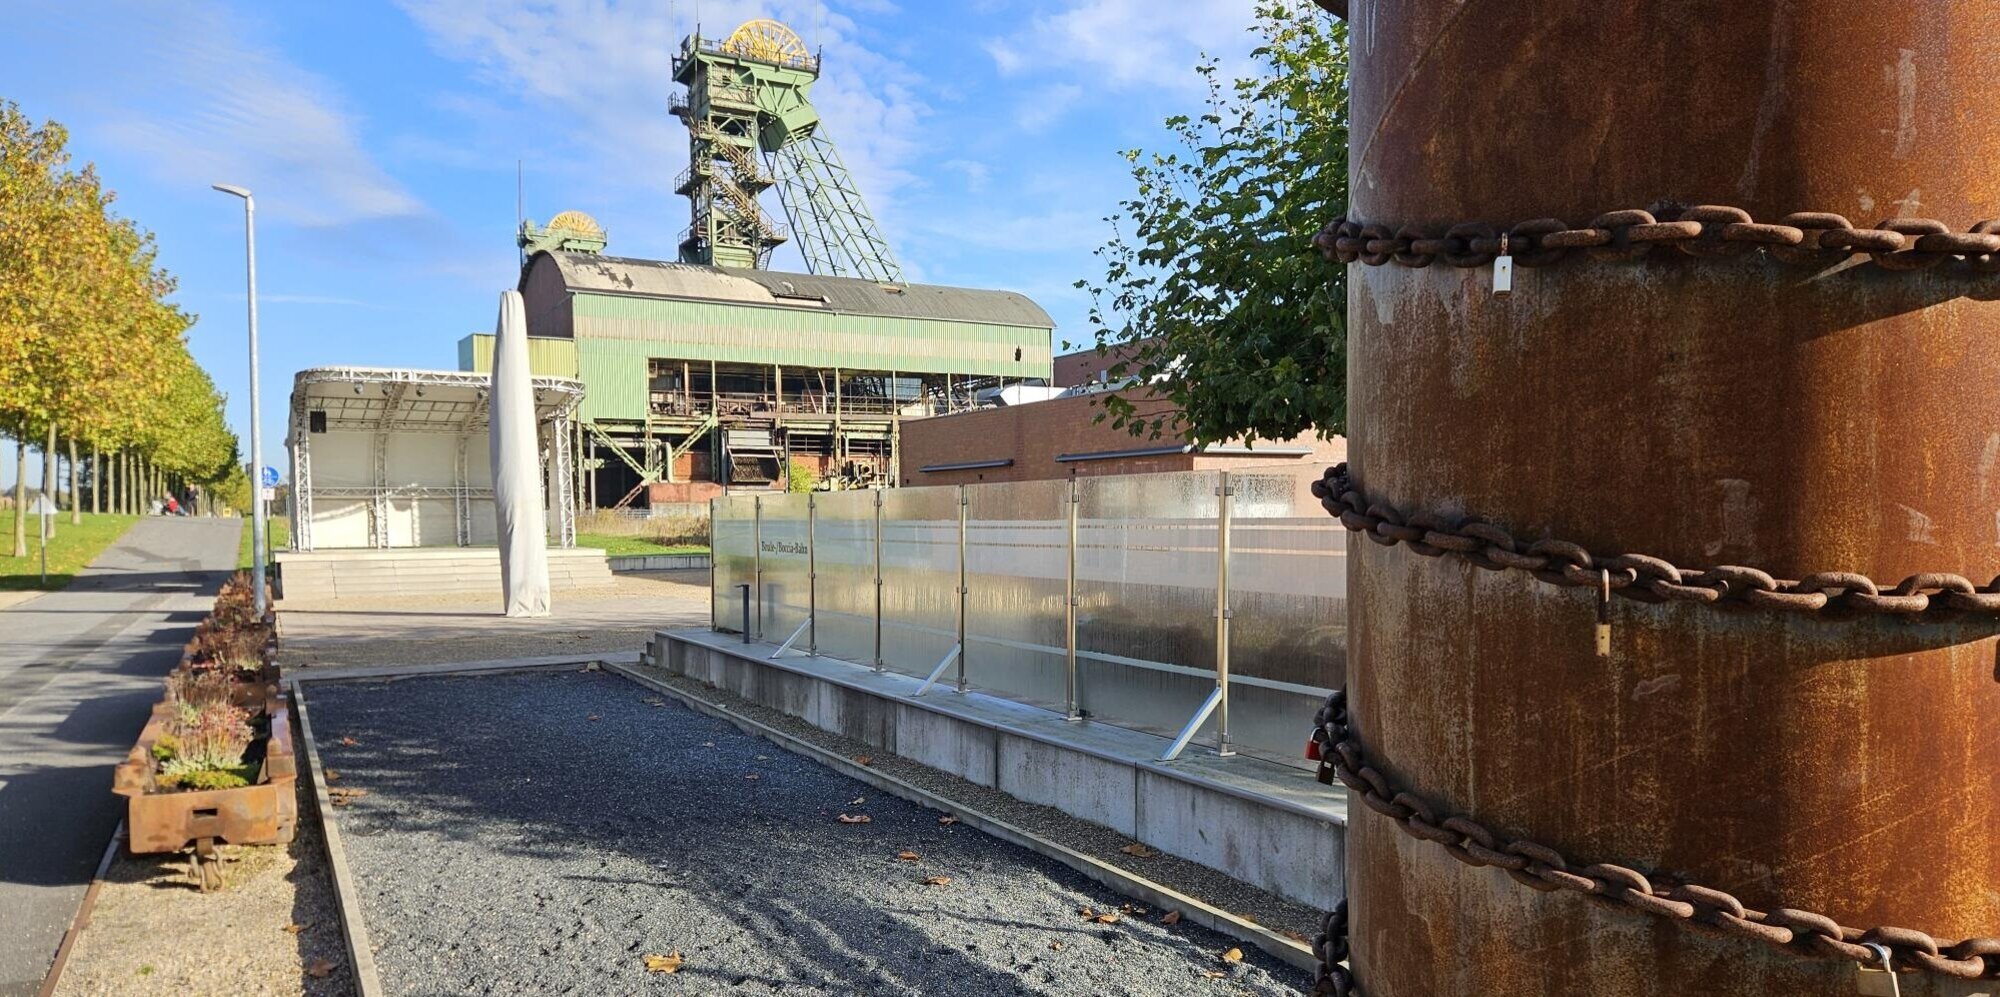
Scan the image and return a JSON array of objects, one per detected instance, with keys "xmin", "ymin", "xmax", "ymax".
[{"xmin": 212, "ymin": 183, "xmax": 267, "ymax": 616}]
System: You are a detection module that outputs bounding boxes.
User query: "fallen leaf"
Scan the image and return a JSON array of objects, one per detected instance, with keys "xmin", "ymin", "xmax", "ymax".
[
  {"xmin": 743, "ymin": 773, "xmax": 760, "ymax": 781},
  {"xmin": 1079, "ymin": 906, "xmax": 1096, "ymax": 917},
  {"xmin": 323, "ymin": 770, "xmax": 341, "ymax": 783},
  {"xmin": 937, "ymin": 815, "xmax": 959, "ymax": 826},
  {"xmin": 853, "ymin": 755, "xmax": 874, "ymax": 766},
  {"xmin": 837, "ymin": 814, "xmax": 873, "ymax": 824},
  {"xmin": 1119, "ymin": 842, "xmax": 1159, "ymax": 858},
  {"xmin": 1049, "ymin": 941, "xmax": 1064, "ymax": 952},
  {"xmin": 587, "ymin": 714, "xmax": 601, "ymax": 722},
  {"xmin": 306, "ymin": 959, "xmax": 334, "ymax": 978},
  {"xmin": 1090, "ymin": 912, "xmax": 1121, "ymax": 925},
  {"xmin": 895, "ymin": 851, "xmax": 920, "ymax": 862},
  {"xmin": 922, "ymin": 876, "xmax": 952, "ymax": 886},
  {"xmin": 1120, "ymin": 903, "xmax": 1146, "ymax": 915},
  {"xmin": 1282, "ymin": 929, "xmax": 1309, "ymax": 943},
  {"xmin": 756, "ymin": 755, "xmax": 770, "ymax": 761},
  {"xmin": 1203, "ymin": 970, "xmax": 1227, "ymax": 979},
  {"xmin": 1160, "ymin": 911, "xmax": 1182, "ymax": 926},
  {"xmin": 642, "ymin": 951, "xmax": 684, "ymax": 974},
  {"xmin": 848, "ymin": 797, "xmax": 866, "ymax": 806},
  {"xmin": 338, "ymin": 737, "xmax": 359, "ymax": 747},
  {"xmin": 1221, "ymin": 948, "xmax": 1244, "ymax": 964},
  {"xmin": 282, "ymin": 922, "xmax": 309, "ymax": 934}
]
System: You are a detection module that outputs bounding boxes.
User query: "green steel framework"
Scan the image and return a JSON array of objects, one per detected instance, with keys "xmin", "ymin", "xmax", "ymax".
[{"xmin": 671, "ymin": 23, "xmax": 903, "ymax": 281}]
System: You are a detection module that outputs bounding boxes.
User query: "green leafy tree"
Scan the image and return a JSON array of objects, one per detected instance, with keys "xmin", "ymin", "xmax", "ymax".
[
  {"xmin": 1, "ymin": 100, "xmax": 238, "ymax": 547},
  {"xmin": 1075, "ymin": 1, "xmax": 1348, "ymax": 446}
]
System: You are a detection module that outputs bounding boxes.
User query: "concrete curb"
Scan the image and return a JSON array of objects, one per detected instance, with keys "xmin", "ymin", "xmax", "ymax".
[
  {"xmin": 289, "ymin": 652, "xmax": 640, "ymax": 685},
  {"xmin": 290, "ymin": 682, "xmax": 385, "ymax": 997},
  {"xmin": 34, "ymin": 821, "xmax": 124, "ymax": 997},
  {"xmin": 606, "ymin": 553, "xmax": 711, "ymax": 572},
  {"xmin": 604, "ymin": 660, "xmax": 1320, "ymax": 974}
]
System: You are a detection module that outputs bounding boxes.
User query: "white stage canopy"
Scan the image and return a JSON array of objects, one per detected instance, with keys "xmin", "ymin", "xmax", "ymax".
[{"xmin": 284, "ymin": 367, "xmax": 585, "ymax": 552}]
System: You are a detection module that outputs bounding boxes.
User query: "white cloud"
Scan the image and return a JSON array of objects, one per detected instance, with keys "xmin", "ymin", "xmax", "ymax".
[
  {"xmin": 940, "ymin": 158, "xmax": 992, "ymax": 192},
  {"xmin": 1014, "ymin": 84, "xmax": 1086, "ymax": 133},
  {"xmin": 984, "ymin": 38, "xmax": 1025, "ymax": 75},
  {"xmin": 396, "ymin": 0, "xmax": 929, "ymax": 260},
  {"xmin": 26, "ymin": 3, "xmax": 424, "ymax": 228},
  {"xmin": 994, "ymin": 0, "xmax": 1263, "ymax": 93}
]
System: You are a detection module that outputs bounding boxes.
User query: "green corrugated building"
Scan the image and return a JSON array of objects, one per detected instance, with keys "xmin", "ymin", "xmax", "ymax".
[{"xmin": 459, "ymin": 212, "xmax": 1054, "ymax": 506}]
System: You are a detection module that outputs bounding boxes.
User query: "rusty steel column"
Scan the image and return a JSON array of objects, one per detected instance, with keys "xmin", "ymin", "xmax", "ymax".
[{"xmin": 1343, "ymin": 2, "xmax": 2000, "ymax": 995}]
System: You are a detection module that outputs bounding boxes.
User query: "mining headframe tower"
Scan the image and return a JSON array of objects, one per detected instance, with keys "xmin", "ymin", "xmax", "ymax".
[{"xmin": 468, "ymin": 18, "xmax": 1054, "ymax": 510}]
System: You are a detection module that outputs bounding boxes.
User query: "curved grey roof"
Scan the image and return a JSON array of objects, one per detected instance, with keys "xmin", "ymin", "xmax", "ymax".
[{"xmin": 540, "ymin": 252, "xmax": 1054, "ymax": 329}]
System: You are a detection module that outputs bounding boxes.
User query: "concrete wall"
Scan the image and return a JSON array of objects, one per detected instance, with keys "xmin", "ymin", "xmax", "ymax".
[{"xmin": 658, "ymin": 630, "xmax": 1346, "ymax": 910}]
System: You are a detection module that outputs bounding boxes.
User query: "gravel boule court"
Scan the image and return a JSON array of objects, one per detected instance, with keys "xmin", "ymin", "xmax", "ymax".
[{"xmin": 308, "ymin": 670, "xmax": 1310, "ymax": 995}]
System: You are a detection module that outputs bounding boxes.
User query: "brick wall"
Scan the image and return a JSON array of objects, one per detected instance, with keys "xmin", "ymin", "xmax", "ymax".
[{"xmin": 899, "ymin": 388, "xmax": 1343, "ymax": 486}]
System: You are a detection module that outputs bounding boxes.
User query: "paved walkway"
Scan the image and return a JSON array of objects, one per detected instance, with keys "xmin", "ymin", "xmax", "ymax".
[
  {"xmin": 277, "ymin": 569, "xmax": 710, "ymax": 669},
  {"xmin": 0, "ymin": 517, "xmax": 241, "ymax": 996}
]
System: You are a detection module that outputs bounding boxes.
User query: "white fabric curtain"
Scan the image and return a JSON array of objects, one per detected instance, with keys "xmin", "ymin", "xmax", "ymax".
[{"xmin": 490, "ymin": 290, "xmax": 551, "ymax": 617}]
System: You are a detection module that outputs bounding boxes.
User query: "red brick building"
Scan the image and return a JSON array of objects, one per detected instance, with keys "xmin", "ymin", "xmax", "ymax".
[{"xmin": 898, "ymin": 387, "xmax": 1344, "ymax": 486}]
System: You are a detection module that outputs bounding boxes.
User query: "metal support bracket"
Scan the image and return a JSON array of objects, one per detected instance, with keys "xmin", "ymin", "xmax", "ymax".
[
  {"xmin": 1160, "ymin": 686, "xmax": 1226, "ymax": 762},
  {"xmin": 913, "ymin": 644, "xmax": 962, "ymax": 697},
  {"xmin": 770, "ymin": 618, "xmax": 812, "ymax": 660}
]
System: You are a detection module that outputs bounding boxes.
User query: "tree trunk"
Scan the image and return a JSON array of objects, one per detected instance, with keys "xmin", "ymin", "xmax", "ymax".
[
  {"xmin": 90, "ymin": 444, "xmax": 100, "ymax": 515},
  {"xmin": 10, "ymin": 437, "xmax": 25, "ymax": 557},
  {"xmin": 68, "ymin": 436, "xmax": 80, "ymax": 525}
]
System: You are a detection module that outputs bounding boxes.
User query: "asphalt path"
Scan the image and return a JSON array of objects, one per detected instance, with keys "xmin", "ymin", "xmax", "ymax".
[{"xmin": 0, "ymin": 517, "xmax": 241, "ymax": 996}]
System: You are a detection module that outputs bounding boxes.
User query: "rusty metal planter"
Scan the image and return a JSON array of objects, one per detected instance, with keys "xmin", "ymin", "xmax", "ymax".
[
  {"xmin": 113, "ymin": 604, "xmax": 296, "ymax": 887},
  {"xmin": 112, "ymin": 691, "xmax": 298, "ymax": 857}
]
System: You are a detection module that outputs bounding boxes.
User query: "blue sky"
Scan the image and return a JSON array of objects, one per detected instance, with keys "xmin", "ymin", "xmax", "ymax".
[{"xmin": 2, "ymin": 0, "xmax": 1275, "ymax": 477}]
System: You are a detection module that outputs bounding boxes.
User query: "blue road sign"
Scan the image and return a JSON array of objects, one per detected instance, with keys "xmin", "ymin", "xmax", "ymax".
[{"xmin": 261, "ymin": 466, "xmax": 280, "ymax": 488}]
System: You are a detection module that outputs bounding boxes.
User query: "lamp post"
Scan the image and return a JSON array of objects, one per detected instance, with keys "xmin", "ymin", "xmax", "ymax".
[{"xmin": 212, "ymin": 183, "xmax": 267, "ymax": 616}]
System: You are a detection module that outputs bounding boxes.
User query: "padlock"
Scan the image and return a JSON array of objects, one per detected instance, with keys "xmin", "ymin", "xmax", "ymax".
[
  {"xmin": 1306, "ymin": 737, "xmax": 1323, "ymax": 761},
  {"xmin": 1855, "ymin": 943, "xmax": 1901, "ymax": 997},
  {"xmin": 1492, "ymin": 236, "xmax": 1514, "ymax": 297},
  {"xmin": 1594, "ymin": 568, "xmax": 1612, "ymax": 658}
]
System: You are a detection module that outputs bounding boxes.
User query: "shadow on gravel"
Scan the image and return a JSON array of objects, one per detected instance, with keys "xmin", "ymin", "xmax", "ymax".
[{"xmin": 308, "ymin": 670, "xmax": 1307, "ymax": 996}]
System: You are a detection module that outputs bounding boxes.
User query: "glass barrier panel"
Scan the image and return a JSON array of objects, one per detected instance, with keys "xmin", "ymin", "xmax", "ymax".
[
  {"xmin": 755, "ymin": 493, "xmax": 812, "ymax": 644},
  {"xmin": 963, "ymin": 478, "xmax": 1070, "ymax": 711},
  {"xmin": 1075, "ymin": 470, "xmax": 1220, "ymax": 742},
  {"xmin": 879, "ymin": 485, "xmax": 961, "ymax": 680},
  {"xmin": 710, "ymin": 496, "xmax": 758, "ymax": 632},
  {"xmin": 1227, "ymin": 468, "xmax": 1345, "ymax": 764},
  {"xmin": 810, "ymin": 489, "xmax": 877, "ymax": 665}
]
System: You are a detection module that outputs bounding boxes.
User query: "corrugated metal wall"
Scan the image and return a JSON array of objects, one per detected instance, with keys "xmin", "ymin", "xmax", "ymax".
[{"xmin": 456, "ymin": 334, "xmax": 581, "ymax": 378}]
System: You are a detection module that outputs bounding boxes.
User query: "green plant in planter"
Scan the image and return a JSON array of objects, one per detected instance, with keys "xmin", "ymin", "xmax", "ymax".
[{"xmin": 158, "ymin": 671, "xmax": 254, "ymax": 790}]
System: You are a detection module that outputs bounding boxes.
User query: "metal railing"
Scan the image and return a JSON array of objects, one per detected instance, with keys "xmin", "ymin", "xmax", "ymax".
[{"xmin": 710, "ymin": 467, "xmax": 1346, "ymax": 764}]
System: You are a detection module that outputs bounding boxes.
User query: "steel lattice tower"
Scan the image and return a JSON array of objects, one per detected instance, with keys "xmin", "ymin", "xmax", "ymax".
[{"xmin": 671, "ymin": 19, "xmax": 903, "ymax": 281}]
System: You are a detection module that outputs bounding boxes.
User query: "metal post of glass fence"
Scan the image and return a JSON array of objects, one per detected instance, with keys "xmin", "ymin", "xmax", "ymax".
[
  {"xmin": 738, "ymin": 583, "xmax": 752, "ymax": 644},
  {"xmin": 807, "ymin": 493, "xmax": 818, "ymax": 656},
  {"xmin": 753, "ymin": 495, "xmax": 764, "ymax": 640},
  {"xmin": 873, "ymin": 488, "xmax": 885, "ymax": 672},
  {"xmin": 1214, "ymin": 471, "xmax": 1236, "ymax": 757},
  {"xmin": 1064, "ymin": 476, "xmax": 1082, "ymax": 722},
  {"xmin": 955, "ymin": 484, "xmax": 969, "ymax": 693},
  {"xmin": 708, "ymin": 497, "xmax": 719, "ymax": 631}
]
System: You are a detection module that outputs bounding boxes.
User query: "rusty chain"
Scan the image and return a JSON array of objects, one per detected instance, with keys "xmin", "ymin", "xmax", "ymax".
[
  {"xmin": 1311, "ymin": 899, "xmax": 1357, "ymax": 995},
  {"xmin": 1312, "ymin": 463, "xmax": 2000, "ymax": 620},
  {"xmin": 1312, "ymin": 205, "xmax": 2000, "ymax": 271},
  {"xmin": 1308, "ymin": 688, "xmax": 2000, "ymax": 983}
]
